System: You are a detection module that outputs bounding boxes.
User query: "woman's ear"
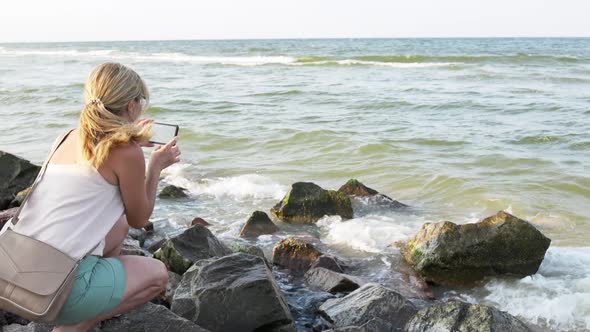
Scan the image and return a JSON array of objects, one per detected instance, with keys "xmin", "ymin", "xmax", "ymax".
[{"xmin": 126, "ymin": 100, "xmax": 139, "ymax": 122}]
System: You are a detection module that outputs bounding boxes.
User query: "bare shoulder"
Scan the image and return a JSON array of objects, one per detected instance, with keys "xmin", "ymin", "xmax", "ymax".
[{"xmin": 108, "ymin": 142, "xmax": 145, "ymax": 170}]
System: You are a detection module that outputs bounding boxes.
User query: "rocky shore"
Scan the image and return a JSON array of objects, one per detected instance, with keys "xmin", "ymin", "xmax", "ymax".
[{"xmin": 0, "ymin": 152, "xmax": 552, "ymax": 332}]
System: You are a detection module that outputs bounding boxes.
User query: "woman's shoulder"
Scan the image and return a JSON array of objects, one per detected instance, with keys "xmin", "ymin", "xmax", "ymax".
[{"xmin": 107, "ymin": 141, "xmax": 144, "ymax": 168}]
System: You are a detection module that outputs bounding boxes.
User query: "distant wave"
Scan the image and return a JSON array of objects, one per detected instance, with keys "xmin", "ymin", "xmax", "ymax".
[{"xmin": 0, "ymin": 46, "xmax": 582, "ymax": 67}]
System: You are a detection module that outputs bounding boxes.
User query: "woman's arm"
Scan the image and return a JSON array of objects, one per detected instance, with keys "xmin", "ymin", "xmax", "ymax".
[{"xmin": 112, "ymin": 138, "xmax": 180, "ymax": 228}]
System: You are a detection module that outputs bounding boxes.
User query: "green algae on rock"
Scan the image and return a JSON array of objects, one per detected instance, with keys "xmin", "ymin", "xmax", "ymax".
[
  {"xmin": 272, "ymin": 237, "xmax": 322, "ymax": 275},
  {"xmin": 158, "ymin": 184, "xmax": 188, "ymax": 199},
  {"xmin": 401, "ymin": 211, "xmax": 551, "ymax": 285},
  {"xmin": 271, "ymin": 182, "xmax": 352, "ymax": 223}
]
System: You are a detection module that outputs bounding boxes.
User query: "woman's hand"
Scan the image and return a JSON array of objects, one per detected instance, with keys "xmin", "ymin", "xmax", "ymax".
[
  {"xmin": 149, "ymin": 137, "xmax": 181, "ymax": 171},
  {"xmin": 137, "ymin": 118, "xmax": 154, "ymax": 148}
]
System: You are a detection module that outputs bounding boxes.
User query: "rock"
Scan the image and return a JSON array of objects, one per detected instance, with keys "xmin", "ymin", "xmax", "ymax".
[
  {"xmin": 101, "ymin": 302, "xmax": 209, "ymax": 332},
  {"xmin": 272, "ymin": 237, "xmax": 322, "ymax": 276},
  {"xmin": 8, "ymin": 187, "xmax": 31, "ymax": 208},
  {"xmin": 331, "ymin": 318, "xmax": 393, "ymax": 332},
  {"xmin": 338, "ymin": 179, "xmax": 407, "ymax": 209},
  {"xmin": 0, "ymin": 152, "xmax": 40, "ymax": 210},
  {"xmin": 191, "ymin": 217, "xmax": 211, "ymax": 227},
  {"xmin": 0, "ymin": 309, "xmax": 29, "ymax": 326},
  {"xmin": 127, "ymin": 228, "xmax": 148, "ymax": 246},
  {"xmin": 1, "ymin": 323, "xmax": 53, "ymax": 332},
  {"xmin": 319, "ymin": 283, "xmax": 417, "ymax": 330},
  {"xmin": 143, "ymin": 221, "xmax": 154, "ymax": 232},
  {"xmin": 271, "ymin": 182, "xmax": 353, "ymax": 224},
  {"xmin": 405, "ymin": 301, "xmax": 531, "ymax": 332},
  {"xmin": 158, "ymin": 185, "xmax": 188, "ymax": 199},
  {"xmin": 310, "ymin": 255, "xmax": 346, "ymax": 273},
  {"xmin": 145, "ymin": 237, "xmax": 166, "ymax": 253},
  {"xmin": 171, "ymin": 253, "xmax": 295, "ymax": 332},
  {"xmin": 304, "ymin": 267, "xmax": 362, "ymax": 294},
  {"xmin": 225, "ymin": 241, "xmax": 267, "ymax": 262},
  {"xmin": 120, "ymin": 238, "xmax": 151, "ymax": 257},
  {"xmin": 151, "ymin": 271, "xmax": 183, "ymax": 308},
  {"xmin": 239, "ymin": 211, "xmax": 279, "ymax": 238},
  {"xmin": 0, "ymin": 207, "xmax": 18, "ymax": 230},
  {"xmin": 153, "ymin": 224, "xmax": 231, "ymax": 275},
  {"xmin": 402, "ymin": 211, "xmax": 552, "ymax": 285}
]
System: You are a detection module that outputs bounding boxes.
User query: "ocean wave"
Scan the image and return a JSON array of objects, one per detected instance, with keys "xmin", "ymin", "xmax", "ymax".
[{"xmin": 481, "ymin": 247, "xmax": 590, "ymax": 331}]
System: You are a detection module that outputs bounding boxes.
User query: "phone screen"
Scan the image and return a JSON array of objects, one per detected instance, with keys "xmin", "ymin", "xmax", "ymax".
[{"xmin": 149, "ymin": 123, "xmax": 179, "ymax": 145}]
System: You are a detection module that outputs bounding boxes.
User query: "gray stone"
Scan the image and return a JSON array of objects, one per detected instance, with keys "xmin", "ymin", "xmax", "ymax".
[
  {"xmin": 310, "ymin": 255, "xmax": 346, "ymax": 273},
  {"xmin": 319, "ymin": 283, "xmax": 416, "ymax": 331},
  {"xmin": 171, "ymin": 253, "xmax": 295, "ymax": 332},
  {"xmin": 337, "ymin": 179, "xmax": 407, "ymax": 209},
  {"xmin": 0, "ymin": 208, "xmax": 18, "ymax": 230},
  {"xmin": 153, "ymin": 225, "xmax": 231, "ymax": 275},
  {"xmin": 239, "ymin": 211, "xmax": 278, "ymax": 238},
  {"xmin": 120, "ymin": 238, "xmax": 151, "ymax": 257},
  {"xmin": 271, "ymin": 182, "xmax": 352, "ymax": 224},
  {"xmin": 304, "ymin": 267, "xmax": 362, "ymax": 294},
  {"xmin": 100, "ymin": 302, "xmax": 209, "ymax": 332},
  {"xmin": 405, "ymin": 301, "xmax": 531, "ymax": 332},
  {"xmin": 402, "ymin": 211, "xmax": 552, "ymax": 285},
  {"xmin": 0, "ymin": 152, "xmax": 40, "ymax": 210},
  {"xmin": 331, "ymin": 318, "xmax": 393, "ymax": 332}
]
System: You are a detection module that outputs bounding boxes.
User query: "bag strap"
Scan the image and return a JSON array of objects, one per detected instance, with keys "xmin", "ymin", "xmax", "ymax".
[
  {"xmin": 9, "ymin": 129, "xmax": 105, "ymax": 258},
  {"xmin": 11, "ymin": 129, "xmax": 75, "ymax": 226}
]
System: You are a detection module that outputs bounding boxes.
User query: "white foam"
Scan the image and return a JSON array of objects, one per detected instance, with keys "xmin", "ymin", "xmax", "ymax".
[
  {"xmin": 162, "ymin": 168, "xmax": 287, "ymax": 201},
  {"xmin": 480, "ymin": 247, "xmax": 590, "ymax": 331},
  {"xmin": 292, "ymin": 59, "xmax": 459, "ymax": 68},
  {"xmin": 317, "ymin": 214, "xmax": 423, "ymax": 253}
]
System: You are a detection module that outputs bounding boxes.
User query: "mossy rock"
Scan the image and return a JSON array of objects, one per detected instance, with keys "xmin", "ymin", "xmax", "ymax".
[
  {"xmin": 271, "ymin": 182, "xmax": 352, "ymax": 224},
  {"xmin": 153, "ymin": 224, "xmax": 231, "ymax": 275},
  {"xmin": 158, "ymin": 185, "xmax": 188, "ymax": 199},
  {"xmin": 272, "ymin": 237, "xmax": 322, "ymax": 275},
  {"xmin": 402, "ymin": 211, "xmax": 551, "ymax": 285}
]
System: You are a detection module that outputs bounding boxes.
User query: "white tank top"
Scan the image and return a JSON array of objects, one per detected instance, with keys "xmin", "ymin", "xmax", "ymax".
[{"xmin": 0, "ymin": 162, "xmax": 124, "ymax": 259}]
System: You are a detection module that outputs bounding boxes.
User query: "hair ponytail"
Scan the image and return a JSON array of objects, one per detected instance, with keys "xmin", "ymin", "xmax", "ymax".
[{"xmin": 78, "ymin": 63, "xmax": 151, "ymax": 168}]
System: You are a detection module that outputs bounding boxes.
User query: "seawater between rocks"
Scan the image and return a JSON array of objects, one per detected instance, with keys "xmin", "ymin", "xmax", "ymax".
[{"xmin": 0, "ymin": 38, "xmax": 589, "ymax": 331}]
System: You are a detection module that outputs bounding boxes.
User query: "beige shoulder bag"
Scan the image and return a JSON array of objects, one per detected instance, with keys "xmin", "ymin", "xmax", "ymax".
[{"xmin": 0, "ymin": 130, "xmax": 101, "ymax": 322}]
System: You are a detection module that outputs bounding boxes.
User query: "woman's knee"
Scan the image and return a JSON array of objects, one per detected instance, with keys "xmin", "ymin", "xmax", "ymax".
[{"xmin": 153, "ymin": 259, "xmax": 168, "ymax": 290}]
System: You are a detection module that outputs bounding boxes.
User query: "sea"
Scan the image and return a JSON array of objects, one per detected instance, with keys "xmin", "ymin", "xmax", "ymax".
[{"xmin": 0, "ymin": 38, "xmax": 588, "ymax": 331}]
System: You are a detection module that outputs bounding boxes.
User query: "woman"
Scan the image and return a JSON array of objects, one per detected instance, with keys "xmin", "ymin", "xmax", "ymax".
[{"xmin": 1, "ymin": 63, "xmax": 180, "ymax": 331}]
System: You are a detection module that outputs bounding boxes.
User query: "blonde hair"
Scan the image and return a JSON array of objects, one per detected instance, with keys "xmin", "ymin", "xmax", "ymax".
[{"xmin": 79, "ymin": 63, "xmax": 151, "ymax": 168}]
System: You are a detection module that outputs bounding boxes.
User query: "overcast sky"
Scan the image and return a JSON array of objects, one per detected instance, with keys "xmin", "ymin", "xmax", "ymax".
[{"xmin": 1, "ymin": 0, "xmax": 589, "ymax": 43}]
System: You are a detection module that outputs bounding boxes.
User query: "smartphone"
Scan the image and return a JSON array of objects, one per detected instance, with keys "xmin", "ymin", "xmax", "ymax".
[{"xmin": 149, "ymin": 122, "xmax": 179, "ymax": 145}]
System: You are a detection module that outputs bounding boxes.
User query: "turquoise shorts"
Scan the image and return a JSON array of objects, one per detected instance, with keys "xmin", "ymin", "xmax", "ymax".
[{"xmin": 53, "ymin": 255, "xmax": 126, "ymax": 325}]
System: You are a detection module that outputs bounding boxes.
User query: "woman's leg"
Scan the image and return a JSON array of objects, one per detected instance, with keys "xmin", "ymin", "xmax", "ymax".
[
  {"xmin": 52, "ymin": 255, "xmax": 168, "ymax": 332},
  {"xmin": 103, "ymin": 215, "xmax": 130, "ymax": 257}
]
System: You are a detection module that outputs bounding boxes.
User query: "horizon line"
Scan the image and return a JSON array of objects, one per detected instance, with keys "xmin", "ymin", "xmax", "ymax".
[{"xmin": 1, "ymin": 35, "xmax": 589, "ymax": 45}]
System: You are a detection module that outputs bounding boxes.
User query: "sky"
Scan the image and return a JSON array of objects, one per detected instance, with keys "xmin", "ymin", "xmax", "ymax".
[{"xmin": 0, "ymin": 0, "xmax": 589, "ymax": 43}]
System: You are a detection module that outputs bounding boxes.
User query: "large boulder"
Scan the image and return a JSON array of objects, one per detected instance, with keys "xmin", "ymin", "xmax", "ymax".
[
  {"xmin": 0, "ymin": 152, "xmax": 40, "ymax": 210},
  {"xmin": 337, "ymin": 179, "xmax": 407, "ymax": 208},
  {"xmin": 240, "ymin": 211, "xmax": 279, "ymax": 238},
  {"xmin": 319, "ymin": 283, "xmax": 417, "ymax": 331},
  {"xmin": 405, "ymin": 301, "xmax": 531, "ymax": 332},
  {"xmin": 271, "ymin": 182, "xmax": 352, "ymax": 224},
  {"xmin": 153, "ymin": 224, "xmax": 231, "ymax": 275},
  {"xmin": 401, "ymin": 211, "xmax": 551, "ymax": 285},
  {"xmin": 304, "ymin": 267, "xmax": 362, "ymax": 294},
  {"xmin": 272, "ymin": 237, "xmax": 322, "ymax": 276},
  {"xmin": 171, "ymin": 253, "xmax": 295, "ymax": 332},
  {"xmin": 310, "ymin": 255, "xmax": 346, "ymax": 273}
]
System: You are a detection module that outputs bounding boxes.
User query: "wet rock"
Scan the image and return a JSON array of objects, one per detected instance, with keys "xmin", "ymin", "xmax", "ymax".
[
  {"xmin": 145, "ymin": 237, "xmax": 166, "ymax": 253},
  {"xmin": 171, "ymin": 253, "xmax": 295, "ymax": 332},
  {"xmin": 127, "ymin": 227, "xmax": 148, "ymax": 246},
  {"xmin": 153, "ymin": 224, "xmax": 231, "ymax": 275},
  {"xmin": 310, "ymin": 255, "xmax": 346, "ymax": 273},
  {"xmin": 319, "ymin": 283, "xmax": 417, "ymax": 331},
  {"xmin": 158, "ymin": 185, "xmax": 188, "ymax": 199},
  {"xmin": 0, "ymin": 152, "xmax": 40, "ymax": 210},
  {"xmin": 272, "ymin": 237, "xmax": 322, "ymax": 276},
  {"xmin": 0, "ymin": 207, "xmax": 18, "ymax": 230},
  {"xmin": 225, "ymin": 241, "xmax": 267, "ymax": 263},
  {"xmin": 304, "ymin": 267, "xmax": 362, "ymax": 294},
  {"xmin": 331, "ymin": 318, "xmax": 393, "ymax": 332},
  {"xmin": 239, "ymin": 211, "xmax": 278, "ymax": 238},
  {"xmin": 152, "ymin": 271, "xmax": 183, "ymax": 308},
  {"xmin": 405, "ymin": 301, "xmax": 531, "ymax": 332},
  {"xmin": 143, "ymin": 221, "xmax": 154, "ymax": 232},
  {"xmin": 402, "ymin": 211, "xmax": 552, "ymax": 285},
  {"xmin": 0, "ymin": 310, "xmax": 29, "ymax": 327},
  {"xmin": 8, "ymin": 187, "xmax": 31, "ymax": 208},
  {"xmin": 191, "ymin": 217, "xmax": 211, "ymax": 227},
  {"xmin": 271, "ymin": 182, "xmax": 352, "ymax": 224},
  {"xmin": 101, "ymin": 302, "xmax": 209, "ymax": 332},
  {"xmin": 338, "ymin": 179, "xmax": 407, "ymax": 209},
  {"xmin": 120, "ymin": 238, "xmax": 151, "ymax": 257}
]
